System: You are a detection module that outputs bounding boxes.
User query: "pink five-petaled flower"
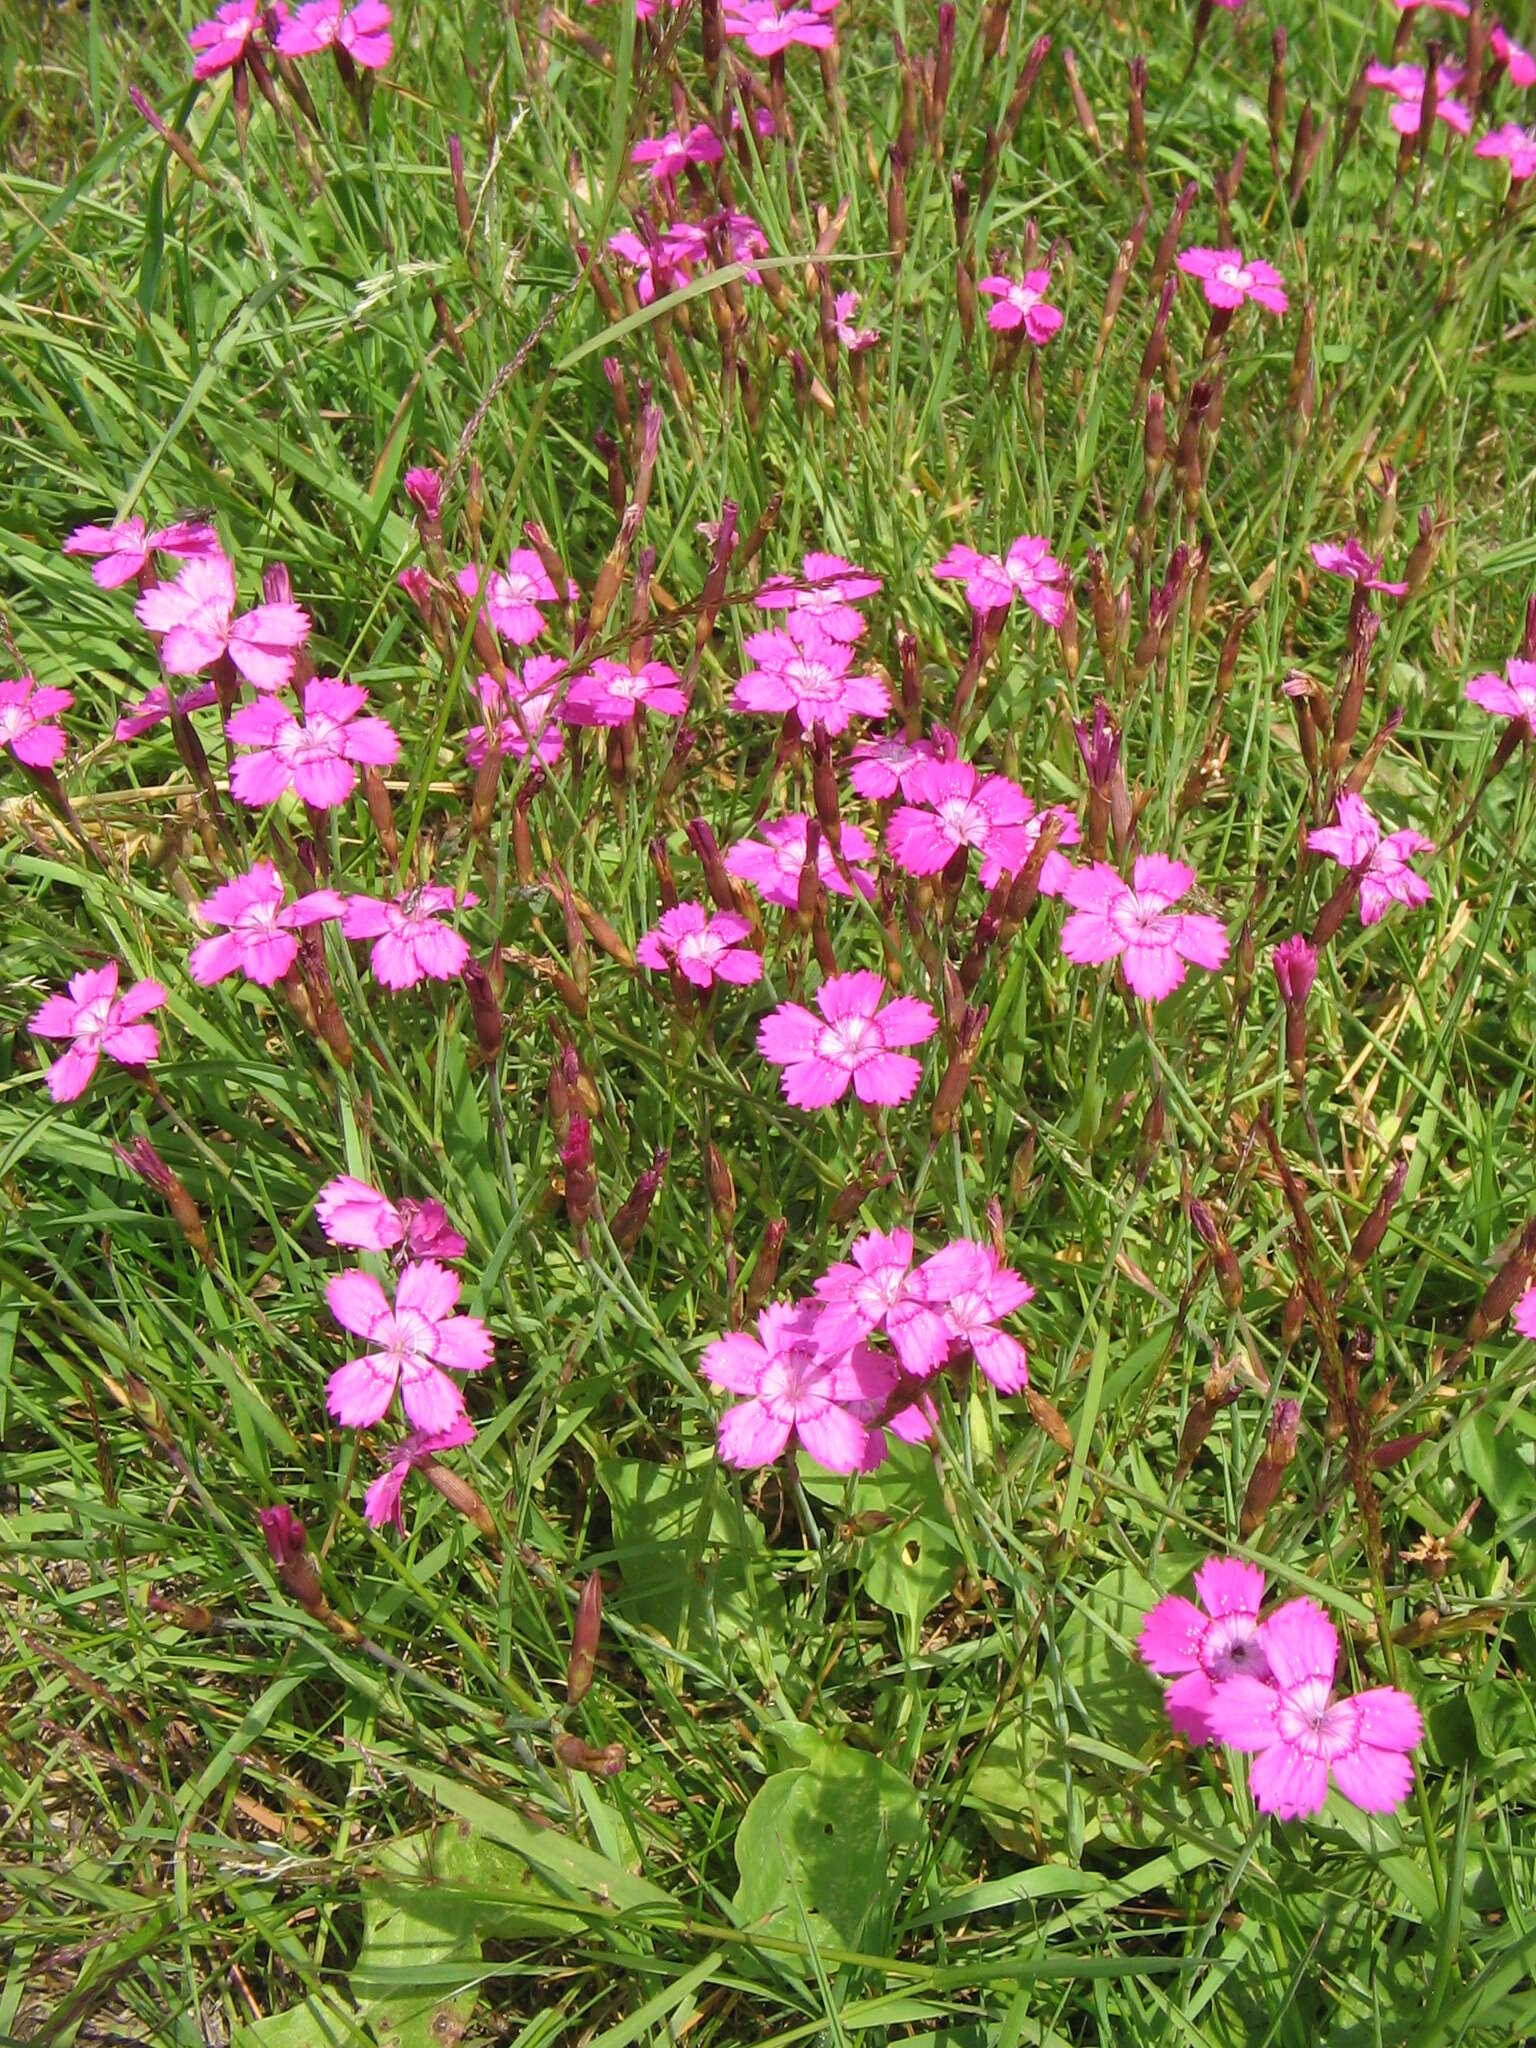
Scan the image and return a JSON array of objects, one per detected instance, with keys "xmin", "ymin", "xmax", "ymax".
[
  {"xmin": 316, "ymin": 1174, "xmax": 467, "ymax": 1260},
  {"xmin": 1476, "ymin": 124, "xmax": 1536, "ymax": 181},
  {"xmin": 135, "ymin": 553, "xmax": 309, "ymax": 690},
  {"xmin": 457, "ymin": 550, "xmax": 568, "ymax": 647},
  {"xmin": 187, "ymin": 3, "xmax": 262, "ymax": 77},
  {"xmin": 1466, "ymin": 657, "xmax": 1536, "ymax": 739},
  {"xmin": 325, "ymin": 1262, "xmax": 491, "ymax": 1433},
  {"xmin": 635, "ymin": 904, "xmax": 763, "ymax": 990},
  {"xmin": 564, "ymin": 657, "xmax": 687, "ymax": 726},
  {"xmin": 847, "ymin": 727, "xmax": 957, "ymax": 802},
  {"xmin": 63, "ymin": 516, "xmax": 221, "ymax": 588},
  {"xmin": 887, "ymin": 759, "xmax": 1078, "ymax": 892},
  {"xmin": 757, "ymin": 969, "xmax": 937, "ymax": 1109},
  {"xmin": 756, "ymin": 553, "xmax": 882, "ymax": 645},
  {"xmin": 833, "ymin": 292, "xmax": 879, "ymax": 352},
  {"xmin": 1205, "ymin": 1596, "xmax": 1422, "ymax": 1818},
  {"xmin": 1138, "ymin": 1558, "xmax": 1271, "ymax": 1744},
  {"xmin": 277, "ymin": 0, "xmax": 394, "ymax": 68},
  {"xmin": 726, "ymin": 814, "xmax": 878, "ymax": 907},
  {"xmin": 722, "ymin": 1, "xmax": 838, "ymax": 58},
  {"xmin": 0, "ymin": 675, "xmax": 73, "ymax": 769},
  {"xmin": 1514, "ymin": 1288, "xmax": 1536, "ymax": 1342},
  {"xmin": 732, "ymin": 626, "xmax": 890, "ymax": 734},
  {"xmin": 364, "ymin": 1417, "xmax": 478, "ymax": 1533},
  {"xmin": 341, "ymin": 886, "xmax": 476, "ymax": 990},
  {"xmin": 630, "ymin": 123, "xmax": 724, "ymax": 189},
  {"xmin": 189, "ymin": 861, "xmax": 344, "ymax": 987},
  {"xmin": 1491, "ymin": 24, "xmax": 1536, "ymax": 90},
  {"xmin": 1059, "ymin": 854, "xmax": 1230, "ymax": 1002},
  {"xmin": 1307, "ymin": 793, "xmax": 1435, "ymax": 926},
  {"xmin": 226, "ymin": 678, "xmax": 399, "ymax": 811},
  {"xmin": 919, "ymin": 1239, "xmax": 1034, "ymax": 1393},
  {"xmin": 464, "ymin": 660, "xmax": 566, "ymax": 767},
  {"xmin": 976, "ymin": 268, "xmax": 1064, "ymax": 344},
  {"xmin": 1309, "ymin": 539, "xmax": 1409, "ymax": 597},
  {"xmin": 29, "ymin": 962, "xmax": 167, "ymax": 1102},
  {"xmin": 1177, "ymin": 246, "xmax": 1288, "ymax": 314},
  {"xmin": 702, "ymin": 1302, "xmax": 895, "ymax": 1473},
  {"xmin": 813, "ymin": 1228, "xmax": 953, "ymax": 1378},
  {"xmin": 1363, "ymin": 61, "xmax": 1472, "ymax": 138},
  {"xmin": 932, "ymin": 535, "xmax": 1069, "ymax": 625}
]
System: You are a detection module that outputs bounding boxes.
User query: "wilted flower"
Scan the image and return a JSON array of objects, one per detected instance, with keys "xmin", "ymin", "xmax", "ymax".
[
  {"xmin": 832, "ymin": 292, "xmax": 880, "ymax": 351},
  {"xmin": 363, "ymin": 1417, "xmax": 478, "ymax": 1533},
  {"xmin": 757, "ymin": 969, "xmax": 936, "ymax": 1108},
  {"xmin": 114, "ymin": 682, "xmax": 221, "ymax": 742},
  {"xmin": 29, "ymin": 962, "xmax": 167, "ymax": 1101},
  {"xmin": 1058, "ymin": 855, "xmax": 1230, "ymax": 1001},
  {"xmin": 1307, "ymin": 793, "xmax": 1434, "ymax": 925}
]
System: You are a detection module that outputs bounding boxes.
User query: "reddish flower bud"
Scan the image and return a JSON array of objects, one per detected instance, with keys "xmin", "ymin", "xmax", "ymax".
[
  {"xmin": 706, "ymin": 1141, "xmax": 736, "ymax": 1230},
  {"xmin": 744, "ymin": 1217, "xmax": 788, "ymax": 1315},
  {"xmin": 462, "ymin": 957, "xmax": 504, "ymax": 1060},
  {"xmin": 931, "ymin": 1003, "xmax": 987, "ymax": 1138},
  {"xmin": 1345, "ymin": 1157, "xmax": 1409, "ymax": 1280},
  {"xmin": 115, "ymin": 1136, "xmax": 212, "ymax": 1268},
  {"xmin": 554, "ymin": 1733, "xmax": 625, "ymax": 1778},
  {"xmin": 258, "ymin": 1504, "xmax": 326, "ymax": 1616},
  {"xmin": 1174, "ymin": 1352, "xmax": 1239, "ymax": 1481},
  {"xmin": 1187, "ymin": 1193, "xmax": 1244, "ymax": 1310},
  {"xmin": 1240, "ymin": 1398, "xmax": 1301, "ymax": 1535},
  {"xmin": 562, "ymin": 1115, "xmax": 597, "ymax": 1233},
  {"xmin": 610, "ymin": 1149, "xmax": 668, "ymax": 1252},
  {"xmin": 566, "ymin": 1571, "xmax": 603, "ymax": 1705}
]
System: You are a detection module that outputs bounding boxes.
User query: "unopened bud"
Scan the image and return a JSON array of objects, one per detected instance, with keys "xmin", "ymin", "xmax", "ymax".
[
  {"xmin": 462, "ymin": 957, "xmax": 504, "ymax": 1060},
  {"xmin": 563, "ymin": 1116, "xmax": 597, "ymax": 1232},
  {"xmin": 566, "ymin": 1571, "xmax": 603, "ymax": 1704},
  {"xmin": 931, "ymin": 1004, "xmax": 987, "ymax": 1138},
  {"xmin": 258, "ymin": 1505, "xmax": 327, "ymax": 1617},
  {"xmin": 115, "ymin": 1136, "xmax": 212, "ymax": 1268},
  {"xmin": 706, "ymin": 1141, "xmax": 736, "ymax": 1230},
  {"xmin": 1188, "ymin": 1193, "xmax": 1244, "ymax": 1311},
  {"xmin": 744, "ymin": 1218, "xmax": 788, "ymax": 1314},
  {"xmin": 1240, "ymin": 1399, "xmax": 1301, "ymax": 1534},
  {"xmin": 554, "ymin": 1733, "xmax": 625, "ymax": 1777},
  {"xmin": 1345, "ymin": 1157, "xmax": 1408, "ymax": 1280},
  {"xmin": 610, "ymin": 1148, "xmax": 668, "ymax": 1251}
]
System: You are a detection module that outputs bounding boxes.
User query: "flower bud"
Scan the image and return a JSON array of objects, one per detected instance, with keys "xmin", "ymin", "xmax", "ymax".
[
  {"xmin": 1174, "ymin": 1353, "xmax": 1238, "ymax": 1480},
  {"xmin": 554, "ymin": 1733, "xmax": 625, "ymax": 1777},
  {"xmin": 1062, "ymin": 48, "xmax": 1101, "ymax": 149},
  {"xmin": 1272, "ymin": 933, "xmax": 1317, "ymax": 1080},
  {"xmin": 684, "ymin": 819, "xmax": 732, "ymax": 905},
  {"xmin": 462, "ymin": 957, "xmax": 504, "ymax": 1060},
  {"xmin": 1345, "ymin": 1157, "xmax": 1408, "ymax": 1280},
  {"xmin": 404, "ymin": 466, "xmax": 443, "ymax": 548},
  {"xmin": 1464, "ymin": 1216, "xmax": 1536, "ymax": 1344},
  {"xmin": 744, "ymin": 1218, "xmax": 788, "ymax": 1315},
  {"xmin": 566, "ymin": 1571, "xmax": 603, "ymax": 1705},
  {"xmin": 258, "ymin": 1504, "xmax": 327, "ymax": 1617},
  {"xmin": 1281, "ymin": 1282, "xmax": 1306, "ymax": 1355},
  {"xmin": 931, "ymin": 1003, "xmax": 987, "ymax": 1138},
  {"xmin": 706, "ymin": 1141, "xmax": 736, "ymax": 1231},
  {"xmin": 1405, "ymin": 504, "xmax": 1441, "ymax": 597},
  {"xmin": 562, "ymin": 1116, "xmax": 597, "ymax": 1233},
  {"xmin": 1148, "ymin": 180, "xmax": 1196, "ymax": 304},
  {"xmin": 1187, "ymin": 1192, "xmax": 1243, "ymax": 1310},
  {"xmin": 115, "ymin": 1136, "xmax": 212, "ymax": 1268},
  {"xmin": 610, "ymin": 1149, "xmax": 668, "ymax": 1251},
  {"xmin": 1240, "ymin": 1399, "xmax": 1301, "ymax": 1535}
]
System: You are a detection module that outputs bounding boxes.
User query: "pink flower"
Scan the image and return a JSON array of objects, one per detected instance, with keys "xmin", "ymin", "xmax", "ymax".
[
  {"xmin": 135, "ymin": 553, "xmax": 310, "ymax": 690},
  {"xmin": 1364, "ymin": 61, "xmax": 1471, "ymax": 138},
  {"xmin": 732, "ymin": 627, "xmax": 890, "ymax": 734},
  {"xmin": 726, "ymin": 814, "xmax": 879, "ymax": 907},
  {"xmin": 364, "ymin": 1417, "xmax": 478, "ymax": 1533},
  {"xmin": 227, "ymin": 677, "xmax": 399, "ymax": 810},
  {"xmin": 813, "ymin": 1228, "xmax": 952, "ymax": 1377},
  {"xmin": 918, "ymin": 1239, "xmax": 1033, "ymax": 1392},
  {"xmin": 189, "ymin": 861, "xmax": 344, "ymax": 987},
  {"xmin": 932, "ymin": 534, "xmax": 1068, "ymax": 623},
  {"xmin": 341, "ymin": 885, "xmax": 476, "ymax": 989},
  {"xmin": 887, "ymin": 759, "xmax": 1078, "ymax": 892},
  {"xmin": 702, "ymin": 1302, "xmax": 895, "ymax": 1473},
  {"xmin": 635, "ymin": 904, "xmax": 763, "ymax": 989},
  {"xmin": 114, "ymin": 682, "xmax": 220, "ymax": 742},
  {"xmin": 1059, "ymin": 854, "xmax": 1230, "ymax": 1001},
  {"xmin": 722, "ymin": 0, "xmax": 837, "ymax": 58},
  {"xmin": 277, "ymin": 0, "xmax": 394, "ymax": 68},
  {"xmin": 630, "ymin": 123, "xmax": 724, "ymax": 188},
  {"xmin": 755, "ymin": 553, "xmax": 882, "ymax": 645},
  {"xmin": 63, "ymin": 516, "xmax": 221, "ymax": 587},
  {"xmin": 1206, "ymin": 1597, "xmax": 1422, "ymax": 1818},
  {"xmin": 1514, "ymin": 1287, "xmax": 1536, "ymax": 1341},
  {"xmin": 847, "ymin": 727, "xmax": 956, "ymax": 802},
  {"xmin": 1271, "ymin": 932, "xmax": 1318, "ymax": 1005},
  {"xmin": 29, "ymin": 962, "xmax": 167, "ymax": 1101},
  {"xmin": 464, "ymin": 660, "xmax": 566, "ymax": 767},
  {"xmin": 1391, "ymin": 1, "xmax": 1469, "ymax": 16},
  {"xmin": 458, "ymin": 550, "xmax": 567, "ymax": 648},
  {"xmin": 1309, "ymin": 539, "xmax": 1408, "ymax": 597},
  {"xmin": 976, "ymin": 268, "xmax": 1064, "ymax": 344},
  {"xmin": 325, "ymin": 1261, "xmax": 492, "ymax": 1433},
  {"xmin": 564, "ymin": 657, "xmax": 686, "ymax": 726},
  {"xmin": 316, "ymin": 1175, "xmax": 467, "ymax": 1260},
  {"xmin": 833, "ymin": 292, "xmax": 880, "ymax": 352},
  {"xmin": 757, "ymin": 969, "xmax": 936, "ymax": 1109},
  {"xmin": 187, "ymin": 3, "xmax": 262, "ymax": 76},
  {"xmin": 1307, "ymin": 793, "xmax": 1434, "ymax": 925},
  {"xmin": 1491, "ymin": 24, "xmax": 1536, "ymax": 90},
  {"xmin": 1476, "ymin": 123, "xmax": 1536, "ymax": 181},
  {"xmin": 1177, "ymin": 246, "xmax": 1288, "ymax": 314},
  {"xmin": 1139, "ymin": 1558, "xmax": 1270, "ymax": 1743},
  {"xmin": 1466, "ymin": 658, "xmax": 1536, "ymax": 738},
  {"xmin": 0, "ymin": 675, "xmax": 73, "ymax": 769}
]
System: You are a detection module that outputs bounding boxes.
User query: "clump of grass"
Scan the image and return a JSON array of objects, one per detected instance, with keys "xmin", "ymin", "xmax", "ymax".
[{"xmin": 3, "ymin": 2, "xmax": 1536, "ymax": 2043}]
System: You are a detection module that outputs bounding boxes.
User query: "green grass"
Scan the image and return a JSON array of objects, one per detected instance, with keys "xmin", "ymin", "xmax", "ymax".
[{"xmin": 4, "ymin": 0, "xmax": 1536, "ymax": 2041}]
